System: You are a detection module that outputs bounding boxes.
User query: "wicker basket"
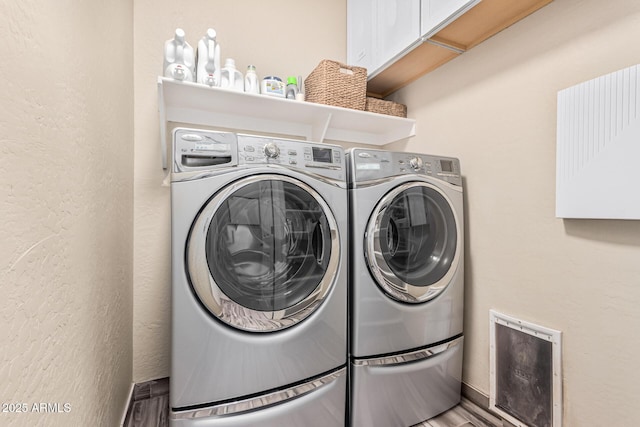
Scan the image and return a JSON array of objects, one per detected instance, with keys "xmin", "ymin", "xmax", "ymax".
[
  {"xmin": 365, "ymin": 97, "xmax": 407, "ymax": 118},
  {"xmin": 304, "ymin": 60, "xmax": 367, "ymax": 110}
]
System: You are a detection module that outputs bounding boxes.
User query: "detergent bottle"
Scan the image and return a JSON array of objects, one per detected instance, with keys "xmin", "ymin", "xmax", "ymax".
[
  {"xmin": 244, "ymin": 65, "xmax": 259, "ymax": 94},
  {"xmin": 196, "ymin": 28, "xmax": 221, "ymax": 86},
  {"xmin": 285, "ymin": 76, "xmax": 299, "ymax": 99},
  {"xmin": 163, "ymin": 28, "xmax": 195, "ymax": 82},
  {"xmin": 219, "ymin": 58, "xmax": 244, "ymax": 92}
]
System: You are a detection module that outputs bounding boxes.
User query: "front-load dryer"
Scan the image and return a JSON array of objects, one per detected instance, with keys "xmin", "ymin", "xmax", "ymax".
[
  {"xmin": 347, "ymin": 148, "xmax": 464, "ymax": 427},
  {"xmin": 170, "ymin": 128, "xmax": 348, "ymax": 426}
]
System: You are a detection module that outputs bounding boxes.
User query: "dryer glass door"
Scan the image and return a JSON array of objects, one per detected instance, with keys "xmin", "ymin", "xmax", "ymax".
[
  {"xmin": 187, "ymin": 174, "xmax": 340, "ymax": 332},
  {"xmin": 366, "ymin": 182, "xmax": 460, "ymax": 303}
]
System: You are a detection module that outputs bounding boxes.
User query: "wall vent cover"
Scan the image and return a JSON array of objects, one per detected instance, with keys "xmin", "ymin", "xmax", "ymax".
[
  {"xmin": 556, "ymin": 64, "xmax": 640, "ymax": 219},
  {"xmin": 489, "ymin": 310, "xmax": 562, "ymax": 427}
]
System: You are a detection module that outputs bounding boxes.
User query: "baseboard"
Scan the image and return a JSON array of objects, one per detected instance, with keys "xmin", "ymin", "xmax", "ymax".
[
  {"xmin": 120, "ymin": 382, "xmax": 135, "ymax": 427},
  {"xmin": 461, "ymin": 382, "xmax": 490, "ymax": 409},
  {"xmin": 461, "ymin": 382, "xmax": 507, "ymax": 424}
]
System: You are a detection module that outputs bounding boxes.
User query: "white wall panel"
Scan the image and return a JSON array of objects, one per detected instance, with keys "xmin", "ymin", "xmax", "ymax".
[{"xmin": 557, "ymin": 64, "xmax": 640, "ymax": 219}]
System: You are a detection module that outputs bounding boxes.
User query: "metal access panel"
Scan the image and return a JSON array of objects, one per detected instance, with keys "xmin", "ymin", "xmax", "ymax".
[{"xmin": 489, "ymin": 310, "xmax": 562, "ymax": 427}]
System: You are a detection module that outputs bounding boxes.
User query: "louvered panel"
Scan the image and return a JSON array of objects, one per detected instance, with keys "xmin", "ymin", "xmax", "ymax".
[{"xmin": 556, "ymin": 64, "xmax": 640, "ymax": 219}]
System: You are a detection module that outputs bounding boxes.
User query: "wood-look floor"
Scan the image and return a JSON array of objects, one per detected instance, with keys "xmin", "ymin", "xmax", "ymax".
[
  {"xmin": 124, "ymin": 381, "xmax": 503, "ymax": 427},
  {"xmin": 126, "ymin": 394, "xmax": 169, "ymax": 427},
  {"xmin": 414, "ymin": 398, "xmax": 503, "ymax": 427}
]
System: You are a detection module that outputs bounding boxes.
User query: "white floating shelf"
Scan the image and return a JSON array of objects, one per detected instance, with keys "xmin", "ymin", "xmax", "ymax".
[{"xmin": 158, "ymin": 77, "xmax": 416, "ymax": 169}]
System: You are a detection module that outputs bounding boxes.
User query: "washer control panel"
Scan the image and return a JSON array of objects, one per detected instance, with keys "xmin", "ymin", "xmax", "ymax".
[
  {"xmin": 349, "ymin": 148, "xmax": 461, "ymax": 186},
  {"xmin": 172, "ymin": 128, "xmax": 345, "ymax": 181},
  {"xmin": 237, "ymin": 134, "xmax": 344, "ymax": 181}
]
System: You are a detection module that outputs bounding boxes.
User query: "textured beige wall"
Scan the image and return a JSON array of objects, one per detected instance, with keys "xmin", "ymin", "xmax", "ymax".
[
  {"xmin": 133, "ymin": 0, "xmax": 347, "ymax": 382},
  {"xmin": 388, "ymin": 0, "xmax": 640, "ymax": 424},
  {"xmin": 0, "ymin": 1, "xmax": 134, "ymax": 426}
]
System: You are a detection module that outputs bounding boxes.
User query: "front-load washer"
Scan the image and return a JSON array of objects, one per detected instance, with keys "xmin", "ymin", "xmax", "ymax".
[
  {"xmin": 347, "ymin": 148, "xmax": 465, "ymax": 427},
  {"xmin": 170, "ymin": 128, "xmax": 348, "ymax": 426}
]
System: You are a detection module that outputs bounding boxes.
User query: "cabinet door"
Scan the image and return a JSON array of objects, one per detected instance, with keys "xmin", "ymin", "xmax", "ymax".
[
  {"xmin": 421, "ymin": 0, "xmax": 481, "ymax": 38},
  {"xmin": 347, "ymin": 0, "xmax": 376, "ymax": 72},
  {"xmin": 376, "ymin": 0, "xmax": 421, "ymax": 73}
]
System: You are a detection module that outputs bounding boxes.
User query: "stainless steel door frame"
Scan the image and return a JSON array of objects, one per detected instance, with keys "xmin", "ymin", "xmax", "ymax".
[
  {"xmin": 187, "ymin": 173, "xmax": 341, "ymax": 332},
  {"xmin": 365, "ymin": 180, "xmax": 462, "ymax": 303}
]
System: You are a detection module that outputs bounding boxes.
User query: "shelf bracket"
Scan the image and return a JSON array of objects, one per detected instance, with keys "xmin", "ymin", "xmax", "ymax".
[
  {"xmin": 311, "ymin": 112, "xmax": 332, "ymax": 142},
  {"xmin": 425, "ymin": 38, "xmax": 466, "ymax": 54},
  {"xmin": 158, "ymin": 78, "xmax": 168, "ymax": 170}
]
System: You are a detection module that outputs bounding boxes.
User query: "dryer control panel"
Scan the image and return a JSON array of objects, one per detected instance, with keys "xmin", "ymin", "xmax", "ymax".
[
  {"xmin": 349, "ymin": 148, "xmax": 461, "ymax": 186},
  {"xmin": 237, "ymin": 134, "xmax": 345, "ymax": 182}
]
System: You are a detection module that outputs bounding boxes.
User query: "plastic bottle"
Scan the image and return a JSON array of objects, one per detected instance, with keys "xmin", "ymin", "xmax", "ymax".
[
  {"xmin": 244, "ymin": 65, "xmax": 260, "ymax": 94},
  {"xmin": 196, "ymin": 28, "xmax": 221, "ymax": 87},
  {"xmin": 285, "ymin": 76, "xmax": 298, "ymax": 100},
  {"xmin": 220, "ymin": 58, "xmax": 244, "ymax": 92},
  {"xmin": 163, "ymin": 28, "xmax": 195, "ymax": 82},
  {"xmin": 261, "ymin": 76, "xmax": 285, "ymax": 98},
  {"xmin": 296, "ymin": 75, "xmax": 305, "ymax": 101}
]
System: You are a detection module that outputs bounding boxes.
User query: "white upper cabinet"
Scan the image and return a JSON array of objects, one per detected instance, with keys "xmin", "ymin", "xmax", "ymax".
[
  {"xmin": 377, "ymin": 0, "xmax": 421, "ymax": 72},
  {"xmin": 347, "ymin": 0, "xmax": 480, "ymax": 79},
  {"xmin": 421, "ymin": 0, "xmax": 481, "ymax": 38},
  {"xmin": 356, "ymin": 0, "xmax": 553, "ymax": 97},
  {"xmin": 347, "ymin": 0, "xmax": 376, "ymax": 72},
  {"xmin": 348, "ymin": 0, "xmax": 421, "ymax": 76}
]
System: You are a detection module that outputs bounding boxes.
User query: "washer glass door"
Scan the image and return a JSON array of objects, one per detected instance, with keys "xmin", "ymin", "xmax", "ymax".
[
  {"xmin": 366, "ymin": 182, "xmax": 459, "ymax": 303},
  {"xmin": 187, "ymin": 174, "xmax": 339, "ymax": 332}
]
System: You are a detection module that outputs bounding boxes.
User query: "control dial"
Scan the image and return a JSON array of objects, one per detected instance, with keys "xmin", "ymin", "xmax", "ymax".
[
  {"xmin": 409, "ymin": 157, "xmax": 423, "ymax": 171},
  {"xmin": 263, "ymin": 142, "xmax": 280, "ymax": 159}
]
